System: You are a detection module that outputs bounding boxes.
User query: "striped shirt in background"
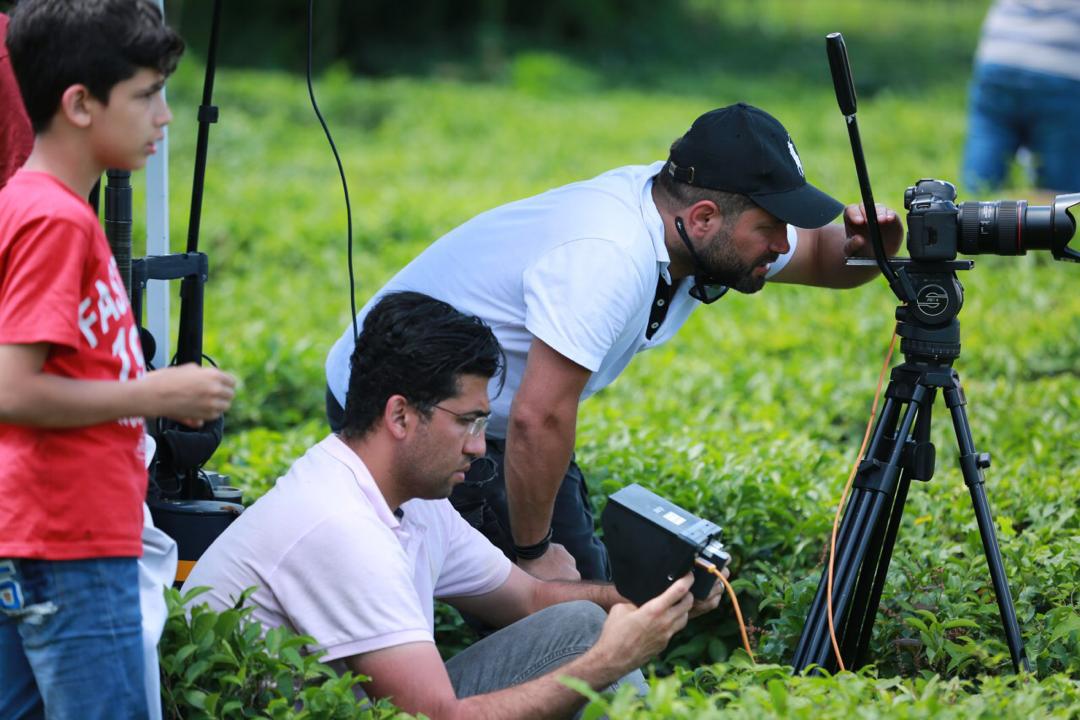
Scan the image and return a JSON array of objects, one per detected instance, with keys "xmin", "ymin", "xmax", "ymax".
[{"xmin": 976, "ymin": 0, "xmax": 1080, "ymax": 81}]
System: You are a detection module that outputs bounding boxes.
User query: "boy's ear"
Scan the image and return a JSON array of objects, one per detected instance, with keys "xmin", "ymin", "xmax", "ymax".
[{"xmin": 58, "ymin": 84, "xmax": 96, "ymax": 130}]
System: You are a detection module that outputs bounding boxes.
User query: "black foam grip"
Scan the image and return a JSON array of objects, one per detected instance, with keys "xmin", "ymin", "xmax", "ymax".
[{"xmin": 826, "ymin": 32, "xmax": 857, "ymax": 115}]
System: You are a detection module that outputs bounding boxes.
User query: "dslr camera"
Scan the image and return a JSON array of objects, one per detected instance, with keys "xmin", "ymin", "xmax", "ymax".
[{"xmin": 904, "ymin": 179, "xmax": 1080, "ymax": 263}]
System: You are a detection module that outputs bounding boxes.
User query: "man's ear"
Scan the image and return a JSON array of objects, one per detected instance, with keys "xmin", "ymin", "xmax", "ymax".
[
  {"xmin": 686, "ymin": 199, "xmax": 721, "ymax": 236},
  {"xmin": 58, "ymin": 84, "xmax": 95, "ymax": 130},
  {"xmin": 383, "ymin": 395, "xmax": 411, "ymax": 440}
]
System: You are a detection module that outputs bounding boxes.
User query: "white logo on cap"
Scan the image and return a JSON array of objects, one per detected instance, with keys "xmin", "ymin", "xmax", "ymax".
[{"xmin": 787, "ymin": 138, "xmax": 804, "ymax": 177}]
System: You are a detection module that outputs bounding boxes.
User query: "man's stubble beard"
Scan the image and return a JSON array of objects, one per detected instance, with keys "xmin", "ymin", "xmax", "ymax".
[{"xmin": 701, "ymin": 225, "xmax": 770, "ymax": 295}]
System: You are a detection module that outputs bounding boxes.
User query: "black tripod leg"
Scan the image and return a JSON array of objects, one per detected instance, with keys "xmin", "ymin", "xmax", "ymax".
[
  {"xmin": 792, "ymin": 387, "xmax": 924, "ymax": 672},
  {"xmin": 840, "ymin": 476, "xmax": 906, "ymax": 664},
  {"xmin": 944, "ymin": 380, "xmax": 1031, "ymax": 673},
  {"xmin": 792, "ymin": 487, "xmax": 880, "ymax": 669},
  {"xmin": 791, "ymin": 395, "xmax": 901, "ymax": 669},
  {"xmin": 845, "ymin": 387, "xmax": 937, "ymax": 668}
]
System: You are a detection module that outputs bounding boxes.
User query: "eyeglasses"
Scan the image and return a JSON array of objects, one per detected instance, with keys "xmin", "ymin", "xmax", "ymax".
[
  {"xmin": 432, "ymin": 404, "xmax": 490, "ymax": 438},
  {"xmin": 675, "ymin": 216, "xmax": 730, "ymax": 305}
]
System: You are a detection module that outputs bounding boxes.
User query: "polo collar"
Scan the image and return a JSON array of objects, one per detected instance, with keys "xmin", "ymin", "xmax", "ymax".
[
  {"xmin": 319, "ymin": 434, "xmax": 401, "ymax": 530},
  {"xmin": 641, "ymin": 161, "xmax": 672, "ymax": 284}
]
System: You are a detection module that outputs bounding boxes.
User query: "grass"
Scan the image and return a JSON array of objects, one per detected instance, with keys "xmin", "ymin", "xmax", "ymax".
[{"xmin": 147, "ymin": 0, "xmax": 1080, "ymax": 715}]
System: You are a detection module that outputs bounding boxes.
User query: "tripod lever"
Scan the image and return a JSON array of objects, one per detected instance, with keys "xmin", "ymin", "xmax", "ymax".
[{"xmin": 825, "ymin": 32, "xmax": 902, "ymax": 299}]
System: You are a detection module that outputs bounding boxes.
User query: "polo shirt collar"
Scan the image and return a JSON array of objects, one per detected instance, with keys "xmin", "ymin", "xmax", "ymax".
[
  {"xmin": 641, "ymin": 161, "xmax": 672, "ymax": 284},
  {"xmin": 318, "ymin": 434, "xmax": 401, "ymax": 530}
]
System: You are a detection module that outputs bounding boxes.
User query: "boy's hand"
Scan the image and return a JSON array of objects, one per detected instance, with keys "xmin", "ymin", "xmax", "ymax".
[{"xmin": 143, "ymin": 364, "xmax": 236, "ymax": 427}]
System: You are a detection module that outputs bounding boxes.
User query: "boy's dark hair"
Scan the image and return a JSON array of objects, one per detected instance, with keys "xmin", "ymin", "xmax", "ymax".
[
  {"xmin": 7, "ymin": 0, "xmax": 184, "ymax": 133},
  {"xmin": 343, "ymin": 292, "xmax": 504, "ymax": 439}
]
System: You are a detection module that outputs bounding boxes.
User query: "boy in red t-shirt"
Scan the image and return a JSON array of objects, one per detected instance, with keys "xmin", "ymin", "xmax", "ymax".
[{"xmin": 0, "ymin": 2, "xmax": 236, "ymax": 717}]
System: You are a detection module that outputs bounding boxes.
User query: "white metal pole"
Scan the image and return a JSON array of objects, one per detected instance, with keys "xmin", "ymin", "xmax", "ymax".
[{"xmin": 145, "ymin": 0, "xmax": 170, "ymax": 369}]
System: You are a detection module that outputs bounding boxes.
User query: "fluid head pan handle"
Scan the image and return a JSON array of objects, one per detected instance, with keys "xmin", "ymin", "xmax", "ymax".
[{"xmin": 826, "ymin": 32, "xmax": 857, "ymax": 115}]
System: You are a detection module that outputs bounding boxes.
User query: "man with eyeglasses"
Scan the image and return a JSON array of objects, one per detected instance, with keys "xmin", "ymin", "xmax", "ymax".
[
  {"xmin": 185, "ymin": 292, "xmax": 724, "ymax": 718},
  {"xmin": 325, "ymin": 103, "xmax": 904, "ymax": 582}
]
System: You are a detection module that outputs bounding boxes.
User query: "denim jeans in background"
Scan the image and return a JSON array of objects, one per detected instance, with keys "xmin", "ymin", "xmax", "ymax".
[
  {"xmin": 962, "ymin": 62, "xmax": 1080, "ymax": 193},
  {"xmin": 0, "ymin": 557, "xmax": 148, "ymax": 720}
]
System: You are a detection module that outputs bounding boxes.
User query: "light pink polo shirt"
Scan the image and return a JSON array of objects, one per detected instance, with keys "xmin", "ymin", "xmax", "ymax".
[{"xmin": 183, "ymin": 434, "xmax": 512, "ymax": 662}]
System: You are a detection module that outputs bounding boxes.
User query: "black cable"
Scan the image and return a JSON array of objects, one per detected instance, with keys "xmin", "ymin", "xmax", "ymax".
[{"xmin": 306, "ymin": 0, "xmax": 358, "ymax": 342}]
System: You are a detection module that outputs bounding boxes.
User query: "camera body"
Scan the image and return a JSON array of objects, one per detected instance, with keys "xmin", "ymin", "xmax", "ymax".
[
  {"xmin": 904, "ymin": 179, "xmax": 963, "ymax": 261},
  {"xmin": 904, "ymin": 178, "xmax": 1080, "ymax": 262}
]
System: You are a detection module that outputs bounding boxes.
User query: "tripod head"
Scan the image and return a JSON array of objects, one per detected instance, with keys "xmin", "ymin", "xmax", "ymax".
[
  {"xmin": 826, "ymin": 32, "xmax": 1080, "ymax": 364},
  {"xmin": 825, "ymin": 32, "xmax": 1080, "ymax": 315}
]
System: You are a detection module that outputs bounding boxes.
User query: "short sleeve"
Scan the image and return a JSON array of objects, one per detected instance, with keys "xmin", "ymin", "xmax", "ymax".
[
  {"xmin": 270, "ymin": 512, "xmax": 433, "ymax": 663},
  {"xmin": 0, "ymin": 216, "xmax": 90, "ymax": 348},
  {"xmin": 433, "ymin": 507, "xmax": 512, "ymax": 599},
  {"xmin": 765, "ymin": 225, "xmax": 799, "ymax": 279},
  {"xmin": 523, "ymin": 238, "xmax": 651, "ymax": 371}
]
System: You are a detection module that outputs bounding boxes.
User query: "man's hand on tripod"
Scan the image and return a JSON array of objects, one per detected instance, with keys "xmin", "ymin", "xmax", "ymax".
[{"xmin": 842, "ymin": 202, "xmax": 903, "ymax": 259}]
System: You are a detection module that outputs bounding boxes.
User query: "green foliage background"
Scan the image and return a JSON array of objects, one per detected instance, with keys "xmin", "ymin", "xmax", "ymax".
[{"xmin": 143, "ymin": 0, "xmax": 1079, "ymax": 715}]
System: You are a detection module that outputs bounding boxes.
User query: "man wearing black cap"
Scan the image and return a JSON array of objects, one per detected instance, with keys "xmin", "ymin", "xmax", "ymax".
[{"xmin": 325, "ymin": 103, "xmax": 903, "ymax": 582}]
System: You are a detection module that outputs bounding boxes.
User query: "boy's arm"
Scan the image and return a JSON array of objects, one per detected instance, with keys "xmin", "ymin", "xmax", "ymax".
[{"xmin": 0, "ymin": 342, "xmax": 234, "ymax": 428}]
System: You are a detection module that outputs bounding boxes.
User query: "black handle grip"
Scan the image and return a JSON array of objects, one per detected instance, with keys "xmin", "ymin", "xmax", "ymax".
[{"xmin": 826, "ymin": 32, "xmax": 857, "ymax": 115}]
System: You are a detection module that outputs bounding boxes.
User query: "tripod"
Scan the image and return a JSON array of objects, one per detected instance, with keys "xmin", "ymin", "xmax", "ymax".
[{"xmin": 791, "ymin": 259, "xmax": 1031, "ymax": 674}]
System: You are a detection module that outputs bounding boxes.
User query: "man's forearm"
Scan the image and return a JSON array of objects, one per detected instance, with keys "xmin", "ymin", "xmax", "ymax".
[
  {"xmin": 531, "ymin": 579, "xmax": 624, "ymax": 613},
  {"xmin": 808, "ymin": 224, "xmax": 881, "ymax": 288},
  {"xmin": 504, "ymin": 407, "xmax": 577, "ymax": 546}
]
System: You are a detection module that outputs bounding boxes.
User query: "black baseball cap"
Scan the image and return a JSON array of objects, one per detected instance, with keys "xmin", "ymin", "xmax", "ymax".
[{"xmin": 666, "ymin": 103, "xmax": 844, "ymax": 229}]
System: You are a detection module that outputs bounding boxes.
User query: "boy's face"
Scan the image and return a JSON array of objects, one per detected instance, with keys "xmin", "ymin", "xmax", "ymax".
[{"xmin": 86, "ymin": 68, "xmax": 172, "ymax": 171}]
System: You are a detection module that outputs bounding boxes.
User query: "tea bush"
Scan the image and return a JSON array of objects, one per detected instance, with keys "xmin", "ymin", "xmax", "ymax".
[{"xmin": 159, "ymin": 588, "xmax": 408, "ymax": 719}]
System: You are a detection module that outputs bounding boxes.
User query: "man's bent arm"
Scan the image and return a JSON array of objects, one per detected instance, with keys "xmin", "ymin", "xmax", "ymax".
[
  {"xmin": 348, "ymin": 640, "xmax": 626, "ymax": 720},
  {"xmin": 348, "ymin": 576, "xmax": 697, "ymax": 720},
  {"xmin": 774, "ymin": 204, "xmax": 903, "ymax": 288},
  {"xmin": 447, "ymin": 565, "xmax": 622, "ymax": 630},
  {"xmin": 505, "ymin": 336, "xmax": 592, "ymax": 579}
]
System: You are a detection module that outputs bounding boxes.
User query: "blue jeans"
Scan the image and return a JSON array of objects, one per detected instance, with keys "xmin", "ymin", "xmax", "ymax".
[
  {"xmin": 963, "ymin": 62, "xmax": 1080, "ymax": 193},
  {"xmin": 0, "ymin": 557, "xmax": 148, "ymax": 720}
]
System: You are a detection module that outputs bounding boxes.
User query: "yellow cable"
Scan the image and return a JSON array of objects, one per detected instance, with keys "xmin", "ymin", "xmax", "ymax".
[{"xmin": 825, "ymin": 324, "xmax": 898, "ymax": 672}]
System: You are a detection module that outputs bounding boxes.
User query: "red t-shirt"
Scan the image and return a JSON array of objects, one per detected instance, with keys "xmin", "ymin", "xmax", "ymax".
[
  {"xmin": 0, "ymin": 14, "xmax": 33, "ymax": 190},
  {"xmin": 0, "ymin": 170, "xmax": 147, "ymax": 559}
]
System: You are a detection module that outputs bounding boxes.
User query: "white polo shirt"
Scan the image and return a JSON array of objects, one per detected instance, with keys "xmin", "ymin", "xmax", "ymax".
[
  {"xmin": 325, "ymin": 162, "xmax": 796, "ymax": 437},
  {"xmin": 182, "ymin": 435, "xmax": 512, "ymax": 662}
]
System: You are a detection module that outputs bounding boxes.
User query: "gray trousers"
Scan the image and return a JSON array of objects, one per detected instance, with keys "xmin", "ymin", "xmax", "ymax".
[{"xmin": 445, "ymin": 600, "xmax": 646, "ymax": 717}]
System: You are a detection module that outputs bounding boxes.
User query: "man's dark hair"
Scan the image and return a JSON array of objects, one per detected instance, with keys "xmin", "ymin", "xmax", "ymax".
[
  {"xmin": 7, "ymin": 0, "xmax": 184, "ymax": 133},
  {"xmin": 342, "ymin": 292, "xmax": 504, "ymax": 439},
  {"xmin": 653, "ymin": 147, "xmax": 757, "ymax": 222}
]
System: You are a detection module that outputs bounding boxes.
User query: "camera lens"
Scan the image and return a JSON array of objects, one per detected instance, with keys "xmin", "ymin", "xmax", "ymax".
[
  {"xmin": 957, "ymin": 201, "xmax": 1058, "ymax": 256},
  {"xmin": 958, "ymin": 201, "xmax": 1024, "ymax": 255}
]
